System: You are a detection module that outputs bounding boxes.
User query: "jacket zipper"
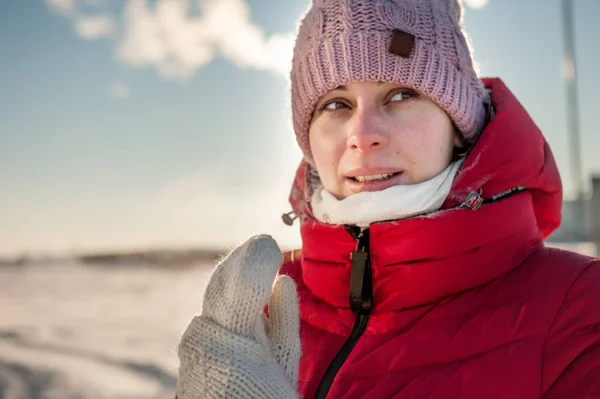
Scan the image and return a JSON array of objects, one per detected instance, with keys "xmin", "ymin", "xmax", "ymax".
[{"xmin": 314, "ymin": 225, "xmax": 373, "ymax": 399}]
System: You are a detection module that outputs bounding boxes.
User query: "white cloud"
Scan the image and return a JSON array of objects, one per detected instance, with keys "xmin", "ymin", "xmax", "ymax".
[
  {"xmin": 201, "ymin": 0, "xmax": 294, "ymax": 76},
  {"xmin": 76, "ymin": 14, "xmax": 116, "ymax": 39},
  {"xmin": 117, "ymin": 0, "xmax": 215, "ymax": 80},
  {"xmin": 44, "ymin": 0, "xmax": 76, "ymax": 16},
  {"xmin": 117, "ymin": 0, "xmax": 294, "ymax": 80},
  {"xmin": 43, "ymin": 0, "xmax": 295, "ymax": 79},
  {"xmin": 44, "ymin": 0, "xmax": 116, "ymax": 40},
  {"xmin": 462, "ymin": 0, "xmax": 490, "ymax": 9},
  {"xmin": 108, "ymin": 82, "xmax": 130, "ymax": 98}
]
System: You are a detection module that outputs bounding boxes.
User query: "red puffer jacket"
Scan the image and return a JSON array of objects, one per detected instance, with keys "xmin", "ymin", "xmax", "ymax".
[{"xmin": 279, "ymin": 78, "xmax": 600, "ymax": 399}]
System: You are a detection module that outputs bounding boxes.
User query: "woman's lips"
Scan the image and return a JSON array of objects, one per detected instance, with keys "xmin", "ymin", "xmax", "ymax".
[{"xmin": 345, "ymin": 172, "xmax": 405, "ymax": 194}]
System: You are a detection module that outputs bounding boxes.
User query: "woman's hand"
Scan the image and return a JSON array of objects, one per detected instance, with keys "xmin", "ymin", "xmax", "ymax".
[{"xmin": 177, "ymin": 235, "xmax": 301, "ymax": 399}]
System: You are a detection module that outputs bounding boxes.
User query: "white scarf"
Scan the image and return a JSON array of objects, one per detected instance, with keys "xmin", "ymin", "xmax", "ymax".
[{"xmin": 310, "ymin": 160, "xmax": 464, "ymax": 226}]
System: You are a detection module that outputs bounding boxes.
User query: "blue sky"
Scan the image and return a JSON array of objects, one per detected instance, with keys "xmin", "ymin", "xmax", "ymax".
[{"xmin": 1, "ymin": 0, "xmax": 599, "ymax": 257}]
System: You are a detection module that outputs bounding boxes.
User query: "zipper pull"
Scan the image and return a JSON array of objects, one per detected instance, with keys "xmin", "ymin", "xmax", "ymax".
[
  {"xmin": 347, "ymin": 226, "xmax": 372, "ymax": 314},
  {"xmin": 349, "ymin": 251, "xmax": 370, "ymax": 313}
]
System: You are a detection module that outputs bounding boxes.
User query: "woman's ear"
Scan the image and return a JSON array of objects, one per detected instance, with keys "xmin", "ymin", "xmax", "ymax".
[
  {"xmin": 453, "ymin": 128, "xmax": 465, "ymax": 149},
  {"xmin": 452, "ymin": 128, "xmax": 472, "ymax": 161}
]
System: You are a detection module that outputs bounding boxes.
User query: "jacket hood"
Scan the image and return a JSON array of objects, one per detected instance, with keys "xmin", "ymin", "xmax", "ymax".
[{"xmin": 288, "ymin": 78, "xmax": 562, "ymax": 239}]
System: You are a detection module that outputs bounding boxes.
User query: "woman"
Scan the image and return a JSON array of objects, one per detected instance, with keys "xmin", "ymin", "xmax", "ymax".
[{"xmin": 176, "ymin": 0, "xmax": 600, "ymax": 398}]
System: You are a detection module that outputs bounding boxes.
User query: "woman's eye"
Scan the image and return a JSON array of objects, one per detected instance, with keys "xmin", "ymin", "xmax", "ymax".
[
  {"xmin": 323, "ymin": 101, "xmax": 348, "ymax": 110},
  {"xmin": 390, "ymin": 90, "xmax": 416, "ymax": 102}
]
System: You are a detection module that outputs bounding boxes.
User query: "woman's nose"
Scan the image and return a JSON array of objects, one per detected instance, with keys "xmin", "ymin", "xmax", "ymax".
[{"xmin": 347, "ymin": 109, "xmax": 389, "ymax": 153}]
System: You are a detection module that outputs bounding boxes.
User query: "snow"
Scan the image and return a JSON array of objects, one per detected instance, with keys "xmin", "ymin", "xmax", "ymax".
[{"xmin": 0, "ymin": 261, "xmax": 214, "ymax": 398}]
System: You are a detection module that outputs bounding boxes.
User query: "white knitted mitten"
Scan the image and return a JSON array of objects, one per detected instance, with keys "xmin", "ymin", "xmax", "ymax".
[{"xmin": 177, "ymin": 235, "xmax": 301, "ymax": 399}]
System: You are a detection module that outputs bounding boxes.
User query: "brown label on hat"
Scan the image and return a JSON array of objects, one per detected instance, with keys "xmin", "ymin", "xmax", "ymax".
[{"xmin": 389, "ymin": 29, "xmax": 415, "ymax": 58}]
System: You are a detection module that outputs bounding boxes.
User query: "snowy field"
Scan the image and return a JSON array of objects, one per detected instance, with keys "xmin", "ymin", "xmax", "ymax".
[{"xmin": 0, "ymin": 261, "xmax": 214, "ymax": 399}]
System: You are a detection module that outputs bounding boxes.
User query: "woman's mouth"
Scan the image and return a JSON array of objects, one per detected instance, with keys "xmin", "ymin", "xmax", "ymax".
[
  {"xmin": 350, "ymin": 173, "xmax": 399, "ymax": 182},
  {"xmin": 345, "ymin": 171, "xmax": 404, "ymax": 193}
]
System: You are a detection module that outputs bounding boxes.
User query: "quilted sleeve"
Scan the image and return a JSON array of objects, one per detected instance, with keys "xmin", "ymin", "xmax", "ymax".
[{"xmin": 542, "ymin": 260, "xmax": 600, "ymax": 398}]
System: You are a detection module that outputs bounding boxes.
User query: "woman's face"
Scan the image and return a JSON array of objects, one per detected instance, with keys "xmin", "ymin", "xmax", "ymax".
[{"xmin": 309, "ymin": 81, "xmax": 462, "ymax": 200}]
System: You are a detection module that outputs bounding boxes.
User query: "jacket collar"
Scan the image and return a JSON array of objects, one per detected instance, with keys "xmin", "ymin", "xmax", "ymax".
[{"xmin": 300, "ymin": 192, "xmax": 542, "ymax": 316}]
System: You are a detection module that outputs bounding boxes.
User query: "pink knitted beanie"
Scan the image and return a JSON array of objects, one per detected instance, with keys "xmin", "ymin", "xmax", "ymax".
[{"xmin": 291, "ymin": 0, "xmax": 486, "ymax": 164}]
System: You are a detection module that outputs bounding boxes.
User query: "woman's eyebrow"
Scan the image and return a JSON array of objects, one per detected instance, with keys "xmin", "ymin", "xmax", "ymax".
[{"xmin": 333, "ymin": 82, "xmax": 388, "ymax": 91}]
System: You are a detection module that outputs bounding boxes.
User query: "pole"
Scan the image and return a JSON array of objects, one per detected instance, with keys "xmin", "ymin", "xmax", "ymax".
[{"xmin": 561, "ymin": 0, "xmax": 584, "ymax": 200}]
